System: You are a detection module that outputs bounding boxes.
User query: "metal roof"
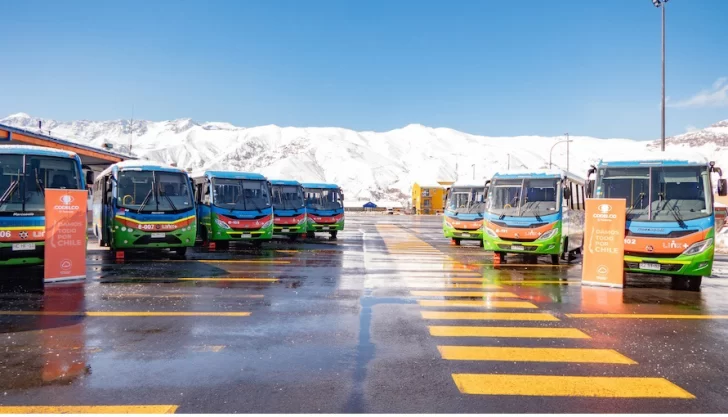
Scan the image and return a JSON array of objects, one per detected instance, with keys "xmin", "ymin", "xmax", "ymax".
[
  {"xmin": 270, "ymin": 179, "xmax": 301, "ymax": 186},
  {"xmin": 302, "ymin": 182, "xmax": 340, "ymax": 189},
  {"xmin": 98, "ymin": 160, "xmax": 188, "ymax": 178},
  {"xmin": 0, "ymin": 144, "xmax": 78, "ymax": 158},
  {"xmin": 193, "ymin": 170, "xmax": 267, "ymax": 181}
]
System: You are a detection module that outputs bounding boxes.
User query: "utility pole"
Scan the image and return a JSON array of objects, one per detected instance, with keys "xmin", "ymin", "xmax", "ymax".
[
  {"xmin": 653, "ymin": 0, "xmax": 668, "ymax": 151},
  {"xmin": 471, "ymin": 164, "xmax": 475, "ymax": 181},
  {"xmin": 130, "ymin": 105, "xmax": 134, "ymax": 154},
  {"xmin": 565, "ymin": 132, "xmax": 570, "ymax": 172}
]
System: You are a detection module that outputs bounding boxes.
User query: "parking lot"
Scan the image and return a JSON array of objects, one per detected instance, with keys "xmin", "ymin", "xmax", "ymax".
[{"xmin": 1, "ymin": 214, "xmax": 728, "ymax": 413}]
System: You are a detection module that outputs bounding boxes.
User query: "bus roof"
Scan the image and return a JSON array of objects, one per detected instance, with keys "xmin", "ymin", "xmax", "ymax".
[
  {"xmin": 270, "ymin": 179, "xmax": 301, "ymax": 186},
  {"xmin": 451, "ymin": 180, "xmax": 487, "ymax": 189},
  {"xmin": 0, "ymin": 144, "xmax": 78, "ymax": 158},
  {"xmin": 491, "ymin": 168, "xmax": 585, "ymax": 182},
  {"xmin": 98, "ymin": 160, "xmax": 188, "ymax": 178},
  {"xmin": 193, "ymin": 170, "xmax": 267, "ymax": 181},
  {"xmin": 302, "ymin": 182, "xmax": 340, "ymax": 189},
  {"xmin": 598, "ymin": 151, "xmax": 709, "ymax": 167}
]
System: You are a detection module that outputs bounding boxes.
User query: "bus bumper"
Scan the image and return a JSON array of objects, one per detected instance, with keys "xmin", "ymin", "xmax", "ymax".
[
  {"xmin": 112, "ymin": 227, "xmax": 197, "ymax": 249},
  {"xmin": 273, "ymin": 224, "xmax": 307, "ymax": 235},
  {"xmin": 307, "ymin": 220, "xmax": 344, "ymax": 233},
  {"xmin": 0, "ymin": 241, "xmax": 45, "ymax": 266},
  {"xmin": 624, "ymin": 247, "xmax": 714, "ymax": 277},
  {"xmin": 482, "ymin": 233, "xmax": 562, "ymax": 255},
  {"xmin": 216, "ymin": 226, "xmax": 273, "ymax": 241},
  {"xmin": 443, "ymin": 224, "xmax": 482, "ymax": 240}
]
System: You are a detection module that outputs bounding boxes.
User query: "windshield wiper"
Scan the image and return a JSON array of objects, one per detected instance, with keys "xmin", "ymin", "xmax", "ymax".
[
  {"xmin": 0, "ymin": 180, "xmax": 19, "ymax": 207},
  {"xmin": 159, "ymin": 190, "xmax": 178, "ymax": 212},
  {"xmin": 626, "ymin": 193, "xmax": 645, "ymax": 220},
  {"xmin": 137, "ymin": 189, "xmax": 154, "ymax": 212},
  {"xmin": 247, "ymin": 198, "xmax": 263, "ymax": 213},
  {"xmin": 661, "ymin": 201, "xmax": 686, "ymax": 228},
  {"xmin": 34, "ymin": 169, "xmax": 45, "ymax": 195}
]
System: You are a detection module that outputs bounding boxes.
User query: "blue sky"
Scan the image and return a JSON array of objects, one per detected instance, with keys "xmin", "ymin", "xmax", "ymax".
[{"xmin": 1, "ymin": 0, "xmax": 727, "ymax": 140}]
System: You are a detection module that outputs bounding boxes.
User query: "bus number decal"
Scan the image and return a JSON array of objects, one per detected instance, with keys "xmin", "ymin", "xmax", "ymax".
[
  {"xmin": 624, "ymin": 238, "xmax": 636, "ymax": 245},
  {"xmin": 0, "ymin": 231, "xmax": 11, "ymax": 238}
]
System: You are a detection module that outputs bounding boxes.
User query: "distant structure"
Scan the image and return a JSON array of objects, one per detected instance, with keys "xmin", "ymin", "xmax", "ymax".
[{"xmin": 411, "ymin": 181, "xmax": 450, "ymax": 215}]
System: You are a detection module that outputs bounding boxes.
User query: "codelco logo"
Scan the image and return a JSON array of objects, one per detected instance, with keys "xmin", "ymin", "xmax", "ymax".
[
  {"xmin": 593, "ymin": 203, "xmax": 617, "ymax": 219},
  {"xmin": 54, "ymin": 194, "xmax": 80, "ymax": 210}
]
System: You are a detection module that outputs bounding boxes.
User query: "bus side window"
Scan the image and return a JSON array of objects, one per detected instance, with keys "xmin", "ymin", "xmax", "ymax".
[
  {"xmin": 569, "ymin": 182, "xmax": 574, "ymax": 210},
  {"xmin": 202, "ymin": 182, "xmax": 210, "ymax": 205},
  {"xmin": 580, "ymin": 184, "xmax": 585, "ymax": 210},
  {"xmin": 575, "ymin": 184, "xmax": 581, "ymax": 210}
]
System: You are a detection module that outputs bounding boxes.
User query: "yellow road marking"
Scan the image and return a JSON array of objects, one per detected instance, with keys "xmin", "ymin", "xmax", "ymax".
[
  {"xmin": 567, "ymin": 313, "xmax": 728, "ymax": 320},
  {"xmin": 0, "ymin": 311, "xmax": 251, "ymax": 317},
  {"xmin": 0, "ymin": 405, "xmax": 179, "ymax": 414},
  {"xmin": 103, "ymin": 293, "xmax": 264, "ymax": 299},
  {"xmin": 421, "ymin": 311, "xmax": 559, "ymax": 321},
  {"xmin": 451, "ymin": 374, "xmax": 694, "ymax": 398},
  {"xmin": 418, "ymin": 300, "xmax": 537, "ymax": 309},
  {"xmin": 439, "ymin": 346, "xmax": 635, "ymax": 364},
  {"xmin": 407, "ymin": 283, "xmax": 502, "ymax": 289},
  {"xmin": 411, "ymin": 291, "xmax": 518, "ymax": 298},
  {"xmin": 178, "ymin": 278, "xmax": 279, "ymax": 282},
  {"xmin": 407, "ymin": 278, "xmax": 485, "ymax": 283},
  {"xmin": 429, "ymin": 326, "xmax": 590, "ymax": 338}
]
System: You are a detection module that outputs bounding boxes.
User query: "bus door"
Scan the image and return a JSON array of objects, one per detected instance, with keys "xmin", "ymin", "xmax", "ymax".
[{"xmin": 101, "ymin": 175, "xmax": 112, "ymax": 245}]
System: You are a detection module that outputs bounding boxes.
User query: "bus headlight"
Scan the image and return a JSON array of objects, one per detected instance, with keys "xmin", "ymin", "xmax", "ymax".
[
  {"xmin": 444, "ymin": 219, "xmax": 453, "ymax": 229},
  {"xmin": 682, "ymin": 238, "xmax": 713, "ymax": 256},
  {"xmin": 536, "ymin": 229, "xmax": 559, "ymax": 241},
  {"xmin": 215, "ymin": 219, "xmax": 231, "ymax": 230},
  {"xmin": 485, "ymin": 228, "xmax": 498, "ymax": 239}
]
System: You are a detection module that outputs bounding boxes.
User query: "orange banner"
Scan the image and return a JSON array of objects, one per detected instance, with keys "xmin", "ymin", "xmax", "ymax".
[
  {"xmin": 582, "ymin": 199, "xmax": 626, "ymax": 288},
  {"xmin": 44, "ymin": 189, "xmax": 88, "ymax": 282}
]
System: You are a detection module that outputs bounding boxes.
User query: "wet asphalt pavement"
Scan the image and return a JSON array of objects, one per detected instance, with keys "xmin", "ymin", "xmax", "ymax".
[{"xmin": 1, "ymin": 214, "xmax": 728, "ymax": 413}]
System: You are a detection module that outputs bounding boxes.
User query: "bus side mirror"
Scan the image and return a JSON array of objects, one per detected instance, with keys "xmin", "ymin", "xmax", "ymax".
[
  {"xmin": 563, "ymin": 187, "xmax": 571, "ymax": 200},
  {"xmin": 585, "ymin": 180, "xmax": 594, "ymax": 197},
  {"xmin": 719, "ymin": 179, "xmax": 728, "ymax": 197},
  {"xmin": 86, "ymin": 171, "xmax": 94, "ymax": 186}
]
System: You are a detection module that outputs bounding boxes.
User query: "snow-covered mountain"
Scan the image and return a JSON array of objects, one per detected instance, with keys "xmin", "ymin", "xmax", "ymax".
[{"xmin": 2, "ymin": 112, "xmax": 727, "ymax": 205}]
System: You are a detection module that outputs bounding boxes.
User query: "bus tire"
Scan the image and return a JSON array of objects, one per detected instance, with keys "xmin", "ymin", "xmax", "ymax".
[
  {"xmin": 252, "ymin": 240, "xmax": 263, "ymax": 248},
  {"xmin": 288, "ymin": 234, "xmax": 299, "ymax": 241},
  {"xmin": 453, "ymin": 238, "xmax": 461, "ymax": 246},
  {"xmin": 672, "ymin": 275, "xmax": 702, "ymax": 291},
  {"xmin": 550, "ymin": 254, "xmax": 560, "ymax": 265},
  {"xmin": 174, "ymin": 247, "xmax": 187, "ymax": 259},
  {"xmin": 330, "ymin": 231, "xmax": 338, "ymax": 240},
  {"xmin": 217, "ymin": 240, "xmax": 230, "ymax": 250},
  {"xmin": 306, "ymin": 231, "xmax": 316, "ymax": 239},
  {"xmin": 479, "ymin": 240, "xmax": 484, "ymax": 247}
]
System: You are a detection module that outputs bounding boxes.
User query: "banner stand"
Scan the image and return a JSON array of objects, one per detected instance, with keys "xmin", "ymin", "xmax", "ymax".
[
  {"xmin": 44, "ymin": 189, "xmax": 88, "ymax": 283},
  {"xmin": 582, "ymin": 198, "xmax": 627, "ymax": 289}
]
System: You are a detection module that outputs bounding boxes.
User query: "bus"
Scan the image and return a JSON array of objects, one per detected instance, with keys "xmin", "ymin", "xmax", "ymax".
[
  {"xmin": 443, "ymin": 181, "xmax": 487, "ymax": 246},
  {"xmin": 193, "ymin": 171, "xmax": 273, "ymax": 248},
  {"xmin": 587, "ymin": 154, "xmax": 727, "ymax": 291},
  {"xmin": 483, "ymin": 169, "xmax": 586, "ymax": 265},
  {"xmin": 92, "ymin": 161, "xmax": 196, "ymax": 259},
  {"xmin": 270, "ymin": 179, "xmax": 306, "ymax": 240},
  {"xmin": 302, "ymin": 183, "xmax": 344, "ymax": 239},
  {"xmin": 0, "ymin": 145, "xmax": 90, "ymax": 266}
]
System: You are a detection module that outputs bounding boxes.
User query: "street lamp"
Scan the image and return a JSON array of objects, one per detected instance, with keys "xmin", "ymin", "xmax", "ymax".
[
  {"xmin": 549, "ymin": 136, "xmax": 573, "ymax": 170},
  {"xmin": 653, "ymin": 0, "xmax": 668, "ymax": 151}
]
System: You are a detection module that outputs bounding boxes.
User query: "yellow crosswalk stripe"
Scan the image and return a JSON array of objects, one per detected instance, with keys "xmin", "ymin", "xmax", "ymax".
[
  {"xmin": 451, "ymin": 374, "xmax": 694, "ymax": 398},
  {"xmin": 411, "ymin": 291, "xmax": 518, "ymax": 298},
  {"xmin": 421, "ymin": 311, "xmax": 559, "ymax": 321},
  {"xmin": 407, "ymin": 283, "xmax": 502, "ymax": 289},
  {"xmin": 0, "ymin": 405, "xmax": 179, "ymax": 414},
  {"xmin": 568, "ymin": 313, "xmax": 728, "ymax": 319},
  {"xmin": 429, "ymin": 326, "xmax": 589, "ymax": 338},
  {"xmin": 0, "ymin": 311, "xmax": 251, "ymax": 317},
  {"xmin": 418, "ymin": 300, "xmax": 537, "ymax": 309},
  {"xmin": 438, "ymin": 346, "xmax": 636, "ymax": 364}
]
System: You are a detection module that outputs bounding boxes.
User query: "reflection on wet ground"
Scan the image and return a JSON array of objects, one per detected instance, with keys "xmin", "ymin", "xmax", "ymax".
[{"xmin": 0, "ymin": 214, "xmax": 727, "ymax": 413}]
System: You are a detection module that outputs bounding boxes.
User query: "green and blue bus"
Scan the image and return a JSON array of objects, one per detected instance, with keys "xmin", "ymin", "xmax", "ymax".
[
  {"xmin": 587, "ymin": 153, "xmax": 727, "ymax": 290},
  {"xmin": 302, "ymin": 183, "xmax": 344, "ymax": 239},
  {"xmin": 92, "ymin": 161, "xmax": 196, "ymax": 259},
  {"xmin": 193, "ymin": 171, "xmax": 273, "ymax": 248},
  {"xmin": 443, "ymin": 181, "xmax": 487, "ymax": 246},
  {"xmin": 271, "ymin": 179, "xmax": 306, "ymax": 240},
  {"xmin": 483, "ymin": 169, "xmax": 585, "ymax": 264},
  {"xmin": 0, "ymin": 145, "xmax": 90, "ymax": 266}
]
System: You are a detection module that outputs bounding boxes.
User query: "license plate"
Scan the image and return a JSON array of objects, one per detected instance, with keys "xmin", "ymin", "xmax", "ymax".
[
  {"xmin": 639, "ymin": 262, "xmax": 661, "ymax": 271},
  {"xmin": 12, "ymin": 243, "xmax": 35, "ymax": 251},
  {"xmin": 461, "ymin": 233, "xmax": 470, "ymax": 237},
  {"xmin": 321, "ymin": 226, "xmax": 330, "ymax": 230},
  {"xmin": 151, "ymin": 233, "xmax": 165, "ymax": 238},
  {"xmin": 241, "ymin": 234, "xmax": 252, "ymax": 238},
  {"xmin": 511, "ymin": 245, "xmax": 524, "ymax": 251},
  {"xmin": 281, "ymin": 228, "xmax": 290, "ymax": 233}
]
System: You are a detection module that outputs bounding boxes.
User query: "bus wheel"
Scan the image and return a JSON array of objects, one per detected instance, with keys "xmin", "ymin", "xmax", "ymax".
[
  {"xmin": 251, "ymin": 240, "xmax": 263, "ymax": 248},
  {"xmin": 330, "ymin": 231, "xmax": 338, "ymax": 240},
  {"xmin": 452, "ymin": 238, "xmax": 461, "ymax": 246},
  {"xmin": 479, "ymin": 240, "xmax": 484, "ymax": 248},
  {"xmin": 495, "ymin": 252, "xmax": 506, "ymax": 264},
  {"xmin": 174, "ymin": 247, "xmax": 187, "ymax": 259},
  {"xmin": 216, "ymin": 240, "xmax": 230, "ymax": 250},
  {"xmin": 288, "ymin": 234, "xmax": 299, "ymax": 241},
  {"xmin": 671, "ymin": 275, "xmax": 702, "ymax": 291},
  {"xmin": 306, "ymin": 231, "xmax": 316, "ymax": 239},
  {"xmin": 550, "ymin": 254, "xmax": 560, "ymax": 265}
]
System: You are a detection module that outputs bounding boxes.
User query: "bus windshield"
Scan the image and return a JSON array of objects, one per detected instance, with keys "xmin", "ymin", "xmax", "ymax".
[
  {"xmin": 595, "ymin": 167, "xmax": 650, "ymax": 221},
  {"xmin": 486, "ymin": 178, "xmax": 559, "ymax": 218},
  {"xmin": 305, "ymin": 188, "xmax": 342, "ymax": 211},
  {"xmin": 447, "ymin": 187, "xmax": 485, "ymax": 214},
  {"xmin": 212, "ymin": 178, "xmax": 271, "ymax": 212},
  {"xmin": 117, "ymin": 170, "xmax": 193, "ymax": 213},
  {"xmin": 0, "ymin": 154, "xmax": 81, "ymax": 215},
  {"xmin": 272, "ymin": 185, "xmax": 304, "ymax": 210}
]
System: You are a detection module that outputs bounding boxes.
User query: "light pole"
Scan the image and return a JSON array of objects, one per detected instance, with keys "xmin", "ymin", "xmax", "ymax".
[
  {"xmin": 653, "ymin": 0, "xmax": 668, "ymax": 151},
  {"xmin": 506, "ymin": 153, "xmax": 511, "ymax": 170},
  {"xmin": 549, "ymin": 137, "xmax": 573, "ymax": 170}
]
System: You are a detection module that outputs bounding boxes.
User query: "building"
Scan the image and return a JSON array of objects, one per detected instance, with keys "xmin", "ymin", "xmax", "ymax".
[{"xmin": 411, "ymin": 182, "xmax": 447, "ymax": 215}]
